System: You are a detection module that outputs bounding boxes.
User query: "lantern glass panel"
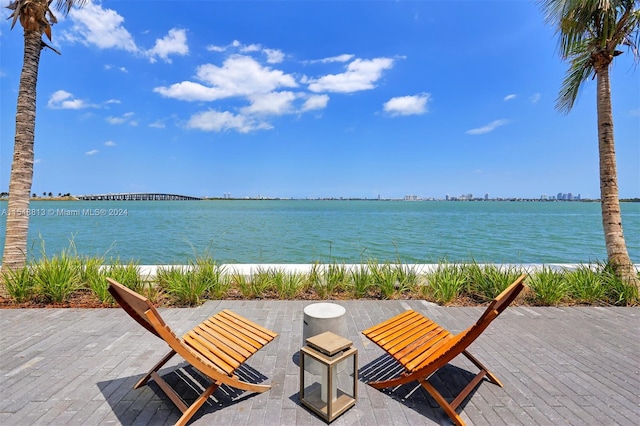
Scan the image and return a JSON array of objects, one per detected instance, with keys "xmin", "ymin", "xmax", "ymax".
[
  {"xmin": 301, "ymin": 352, "xmax": 330, "ymax": 411},
  {"xmin": 335, "ymin": 355, "xmax": 355, "ymax": 401}
]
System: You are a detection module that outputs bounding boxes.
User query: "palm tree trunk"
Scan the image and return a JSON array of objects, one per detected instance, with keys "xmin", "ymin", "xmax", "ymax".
[
  {"xmin": 596, "ymin": 67, "xmax": 638, "ymax": 288},
  {"xmin": 0, "ymin": 30, "xmax": 42, "ymax": 296}
]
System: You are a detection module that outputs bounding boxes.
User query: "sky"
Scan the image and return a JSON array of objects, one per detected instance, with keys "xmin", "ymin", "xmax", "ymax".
[{"xmin": 0, "ymin": 0, "xmax": 638, "ymax": 200}]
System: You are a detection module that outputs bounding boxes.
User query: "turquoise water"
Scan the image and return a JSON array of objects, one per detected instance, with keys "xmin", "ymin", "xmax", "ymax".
[{"xmin": 0, "ymin": 200, "xmax": 638, "ymax": 264}]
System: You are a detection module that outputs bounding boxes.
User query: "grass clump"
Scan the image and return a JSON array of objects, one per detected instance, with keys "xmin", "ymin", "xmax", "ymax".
[
  {"xmin": 157, "ymin": 255, "xmax": 227, "ymax": 306},
  {"xmin": 424, "ymin": 262, "xmax": 466, "ymax": 305},
  {"xmin": 527, "ymin": 267, "xmax": 568, "ymax": 306},
  {"xmin": 310, "ymin": 262, "xmax": 349, "ymax": 299},
  {"xmin": 464, "ymin": 262, "xmax": 524, "ymax": 302},
  {"xmin": 105, "ymin": 259, "xmax": 143, "ymax": 293},
  {"xmin": 2, "ymin": 266, "xmax": 36, "ymax": 303},
  {"xmin": 365, "ymin": 260, "xmax": 419, "ymax": 299},
  {"xmin": 565, "ymin": 264, "xmax": 605, "ymax": 304},
  {"xmin": 272, "ymin": 269, "xmax": 307, "ymax": 300},
  {"xmin": 600, "ymin": 262, "xmax": 639, "ymax": 306},
  {"xmin": 33, "ymin": 250, "xmax": 82, "ymax": 303},
  {"xmin": 348, "ymin": 264, "xmax": 373, "ymax": 298}
]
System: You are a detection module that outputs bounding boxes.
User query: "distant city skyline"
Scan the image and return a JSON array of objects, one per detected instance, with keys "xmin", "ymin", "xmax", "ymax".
[
  {"xmin": 7, "ymin": 190, "xmax": 616, "ymax": 202},
  {"xmin": 1, "ymin": 2, "xmax": 638, "ymax": 200}
]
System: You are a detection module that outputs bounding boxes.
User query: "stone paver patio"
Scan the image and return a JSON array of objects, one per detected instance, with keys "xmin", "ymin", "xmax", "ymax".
[{"xmin": 1, "ymin": 300, "xmax": 638, "ymax": 425}]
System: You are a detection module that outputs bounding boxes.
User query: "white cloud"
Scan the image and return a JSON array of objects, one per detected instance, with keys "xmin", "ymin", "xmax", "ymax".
[
  {"xmin": 149, "ymin": 120, "xmax": 166, "ymax": 129},
  {"xmin": 242, "ymin": 91, "xmax": 297, "ymax": 116},
  {"xmin": 530, "ymin": 93, "xmax": 541, "ymax": 103},
  {"xmin": 465, "ymin": 119, "xmax": 510, "ymax": 135},
  {"xmin": 187, "ymin": 110, "xmax": 272, "ymax": 133},
  {"xmin": 106, "ymin": 112, "xmax": 136, "ymax": 125},
  {"xmin": 383, "ymin": 93, "xmax": 430, "ymax": 116},
  {"xmin": 147, "ymin": 28, "xmax": 189, "ymax": 63},
  {"xmin": 64, "ymin": 2, "xmax": 137, "ymax": 52},
  {"xmin": 504, "ymin": 94, "xmax": 517, "ymax": 101},
  {"xmin": 264, "ymin": 48, "xmax": 285, "ymax": 64},
  {"xmin": 104, "ymin": 141, "xmax": 116, "ymax": 147},
  {"xmin": 630, "ymin": 108, "xmax": 640, "ymax": 116},
  {"xmin": 305, "ymin": 54, "xmax": 355, "ymax": 64},
  {"xmin": 85, "ymin": 149, "xmax": 99, "ymax": 156},
  {"xmin": 301, "ymin": 94, "xmax": 329, "ymax": 112},
  {"xmin": 207, "ymin": 44, "xmax": 226, "ymax": 52},
  {"xmin": 238, "ymin": 42, "xmax": 261, "ymax": 53},
  {"xmin": 105, "ymin": 64, "xmax": 128, "ymax": 73},
  {"xmin": 307, "ymin": 57, "xmax": 394, "ymax": 93},
  {"xmin": 154, "ymin": 55, "xmax": 297, "ymax": 101},
  {"xmin": 207, "ymin": 41, "xmax": 284, "ymax": 64},
  {"xmin": 47, "ymin": 90, "xmax": 92, "ymax": 109}
]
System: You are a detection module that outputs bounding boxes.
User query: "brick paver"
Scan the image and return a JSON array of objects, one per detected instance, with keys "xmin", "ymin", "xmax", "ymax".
[{"xmin": 1, "ymin": 302, "xmax": 638, "ymax": 425}]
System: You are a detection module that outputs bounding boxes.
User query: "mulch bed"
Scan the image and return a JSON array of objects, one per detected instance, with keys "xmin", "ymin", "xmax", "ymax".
[{"xmin": 0, "ymin": 289, "xmax": 114, "ymax": 309}]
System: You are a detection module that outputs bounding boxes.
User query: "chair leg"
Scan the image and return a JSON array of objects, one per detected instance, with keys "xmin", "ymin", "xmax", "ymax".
[
  {"xmin": 418, "ymin": 378, "xmax": 466, "ymax": 426},
  {"xmin": 135, "ymin": 349, "xmax": 177, "ymax": 389},
  {"xmin": 175, "ymin": 381, "xmax": 220, "ymax": 426},
  {"xmin": 462, "ymin": 350, "xmax": 502, "ymax": 387}
]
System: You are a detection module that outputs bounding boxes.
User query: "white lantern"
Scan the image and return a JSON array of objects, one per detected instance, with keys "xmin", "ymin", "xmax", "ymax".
[{"xmin": 299, "ymin": 331, "xmax": 357, "ymax": 422}]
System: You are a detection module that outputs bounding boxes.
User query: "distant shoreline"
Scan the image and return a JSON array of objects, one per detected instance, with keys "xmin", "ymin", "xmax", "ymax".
[{"xmin": 0, "ymin": 196, "xmax": 638, "ymax": 202}]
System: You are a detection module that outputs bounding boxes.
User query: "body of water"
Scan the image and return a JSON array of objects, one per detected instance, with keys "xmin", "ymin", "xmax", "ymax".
[{"xmin": 0, "ymin": 200, "xmax": 638, "ymax": 265}]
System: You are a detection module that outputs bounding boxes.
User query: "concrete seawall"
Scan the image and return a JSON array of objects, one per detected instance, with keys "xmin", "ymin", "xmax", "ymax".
[{"xmin": 134, "ymin": 263, "xmax": 640, "ymax": 279}]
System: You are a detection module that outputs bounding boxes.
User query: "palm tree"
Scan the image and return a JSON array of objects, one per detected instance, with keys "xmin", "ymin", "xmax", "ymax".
[
  {"xmin": 1, "ymin": 1, "xmax": 86, "ymax": 294},
  {"xmin": 540, "ymin": 0, "xmax": 639, "ymax": 288}
]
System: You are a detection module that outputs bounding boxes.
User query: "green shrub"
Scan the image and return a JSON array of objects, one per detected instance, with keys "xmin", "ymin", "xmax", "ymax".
[
  {"xmin": 393, "ymin": 262, "xmax": 420, "ymax": 295},
  {"xmin": 465, "ymin": 262, "xmax": 523, "ymax": 302},
  {"xmin": 105, "ymin": 259, "xmax": 143, "ymax": 293},
  {"xmin": 157, "ymin": 256, "xmax": 227, "ymax": 305},
  {"xmin": 230, "ymin": 271, "xmax": 253, "ymax": 298},
  {"xmin": 425, "ymin": 263, "xmax": 466, "ymax": 305},
  {"xmin": 311, "ymin": 262, "xmax": 348, "ymax": 299},
  {"xmin": 250, "ymin": 267, "xmax": 276, "ymax": 298},
  {"xmin": 157, "ymin": 266, "xmax": 207, "ymax": 306},
  {"xmin": 272, "ymin": 269, "xmax": 306, "ymax": 299},
  {"xmin": 527, "ymin": 267, "xmax": 568, "ymax": 306},
  {"xmin": 2, "ymin": 266, "xmax": 36, "ymax": 303},
  {"xmin": 348, "ymin": 264, "xmax": 373, "ymax": 298},
  {"xmin": 33, "ymin": 252, "xmax": 82, "ymax": 303},
  {"xmin": 565, "ymin": 265, "xmax": 605, "ymax": 304},
  {"xmin": 79, "ymin": 256, "xmax": 115, "ymax": 305},
  {"xmin": 600, "ymin": 263, "xmax": 639, "ymax": 306},
  {"xmin": 368, "ymin": 261, "xmax": 399, "ymax": 299}
]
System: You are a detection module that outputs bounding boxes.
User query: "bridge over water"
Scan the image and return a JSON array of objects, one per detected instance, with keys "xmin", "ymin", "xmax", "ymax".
[{"xmin": 76, "ymin": 193, "xmax": 202, "ymax": 201}]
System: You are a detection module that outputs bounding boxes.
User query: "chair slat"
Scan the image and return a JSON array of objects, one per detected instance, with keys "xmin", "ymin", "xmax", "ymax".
[
  {"xmin": 217, "ymin": 311, "xmax": 274, "ymax": 345},
  {"xmin": 204, "ymin": 317, "xmax": 263, "ymax": 353},
  {"xmin": 183, "ymin": 333, "xmax": 236, "ymax": 375},
  {"xmin": 362, "ymin": 310, "xmax": 420, "ymax": 338},
  {"xmin": 221, "ymin": 309, "xmax": 278, "ymax": 340},
  {"xmin": 187, "ymin": 327, "xmax": 245, "ymax": 369},
  {"xmin": 196, "ymin": 321, "xmax": 254, "ymax": 359}
]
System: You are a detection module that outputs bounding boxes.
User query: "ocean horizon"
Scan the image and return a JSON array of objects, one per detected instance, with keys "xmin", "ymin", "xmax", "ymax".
[{"xmin": 1, "ymin": 199, "xmax": 638, "ymax": 265}]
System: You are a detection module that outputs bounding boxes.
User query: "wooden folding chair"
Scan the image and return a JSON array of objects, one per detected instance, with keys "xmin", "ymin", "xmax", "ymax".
[
  {"xmin": 361, "ymin": 273, "xmax": 526, "ymax": 426},
  {"xmin": 107, "ymin": 278, "xmax": 278, "ymax": 426}
]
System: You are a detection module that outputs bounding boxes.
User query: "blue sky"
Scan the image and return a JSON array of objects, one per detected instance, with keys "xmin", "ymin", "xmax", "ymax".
[{"xmin": 1, "ymin": 0, "xmax": 638, "ymax": 200}]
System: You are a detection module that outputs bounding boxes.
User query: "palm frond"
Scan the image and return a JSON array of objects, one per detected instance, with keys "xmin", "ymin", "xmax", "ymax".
[
  {"xmin": 6, "ymin": 0, "xmax": 86, "ymax": 39},
  {"xmin": 55, "ymin": 0, "xmax": 87, "ymax": 14},
  {"xmin": 540, "ymin": 0, "xmax": 639, "ymax": 112},
  {"xmin": 557, "ymin": 42, "xmax": 594, "ymax": 113}
]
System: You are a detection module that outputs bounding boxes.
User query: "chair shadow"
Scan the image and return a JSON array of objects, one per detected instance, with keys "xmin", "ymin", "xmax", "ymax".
[
  {"xmin": 359, "ymin": 354, "xmax": 483, "ymax": 424},
  {"xmin": 97, "ymin": 361, "xmax": 269, "ymax": 425}
]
